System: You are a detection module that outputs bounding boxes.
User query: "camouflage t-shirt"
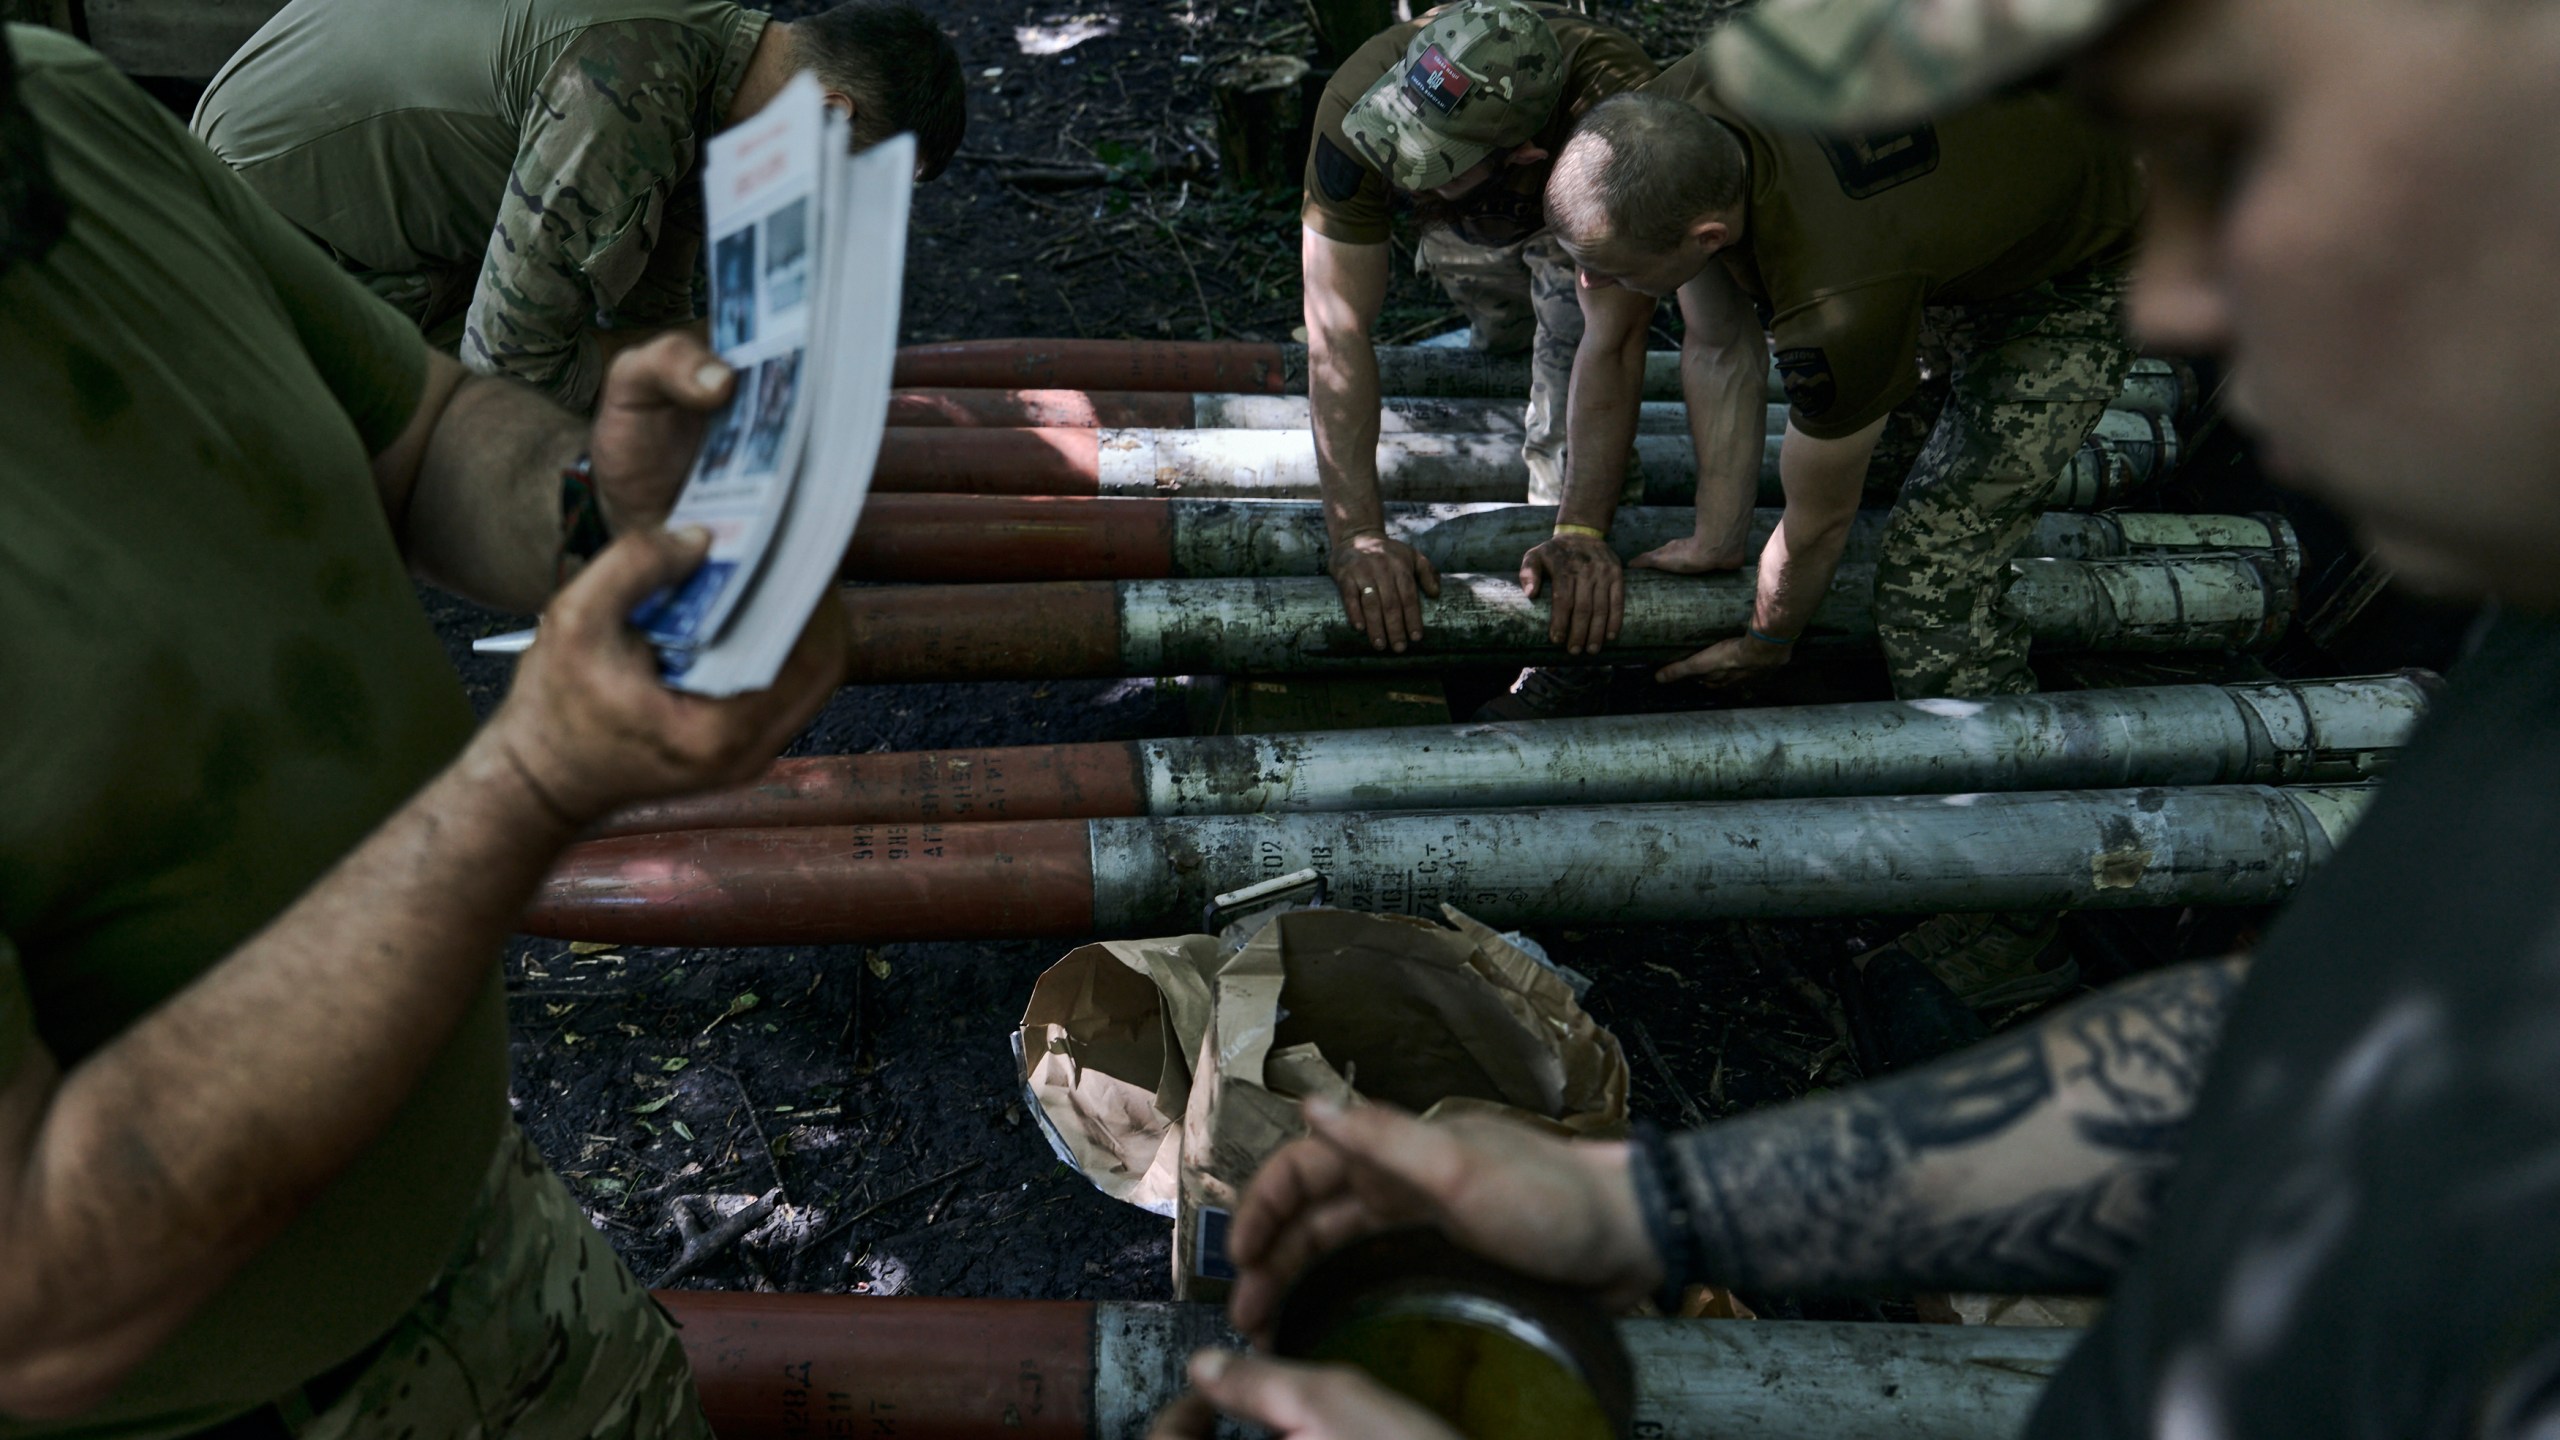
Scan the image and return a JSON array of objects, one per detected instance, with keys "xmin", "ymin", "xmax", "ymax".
[
  {"xmin": 192, "ymin": 0, "xmax": 768, "ymax": 409},
  {"xmin": 1302, "ymin": 6, "xmax": 1654, "ymax": 247},
  {"xmin": 1647, "ymin": 51, "xmax": 2143, "ymax": 439},
  {"xmin": 3, "ymin": 28, "xmax": 506, "ymax": 1438}
]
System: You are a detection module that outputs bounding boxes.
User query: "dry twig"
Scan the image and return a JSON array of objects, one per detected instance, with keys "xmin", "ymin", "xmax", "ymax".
[{"xmin": 652, "ymin": 1186, "xmax": 781, "ymax": 1286}]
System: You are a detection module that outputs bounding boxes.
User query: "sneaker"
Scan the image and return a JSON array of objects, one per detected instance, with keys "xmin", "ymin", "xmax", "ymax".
[
  {"xmin": 1880, "ymin": 911, "xmax": 2080, "ymax": 1011},
  {"xmin": 1472, "ymin": 665, "xmax": 1611, "ymax": 722}
]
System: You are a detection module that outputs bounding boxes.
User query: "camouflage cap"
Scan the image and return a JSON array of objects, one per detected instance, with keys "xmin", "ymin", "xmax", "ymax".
[
  {"xmin": 1341, "ymin": 0, "xmax": 1566, "ymax": 193},
  {"xmin": 1704, "ymin": 0, "xmax": 2148, "ymax": 128}
]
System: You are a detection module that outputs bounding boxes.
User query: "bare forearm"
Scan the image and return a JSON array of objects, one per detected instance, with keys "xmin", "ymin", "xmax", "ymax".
[
  {"xmin": 0, "ymin": 736, "xmax": 574, "ymax": 1411},
  {"xmin": 1680, "ymin": 337, "xmax": 1768, "ymax": 551},
  {"xmin": 1667, "ymin": 957, "xmax": 2248, "ymax": 1296},
  {"xmin": 1309, "ymin": 325, "xmax": 1388, "ymax": 540},
  {"xmin": 1750, "ymin": 509, "xmax": 1855, "ymax": 640},
  {"xmin": 1556, "ymin": 325, "xmax": 1645, "ymax": 532},
  {"xmin": 402, "ymin": 374, "xmax": 587, "ymax": 612}
]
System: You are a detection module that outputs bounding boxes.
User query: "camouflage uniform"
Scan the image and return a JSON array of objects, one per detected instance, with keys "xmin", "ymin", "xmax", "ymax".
[
  {"xmin": 1708, "ymin": 0, "xmax": 2154, "ymax": 130},
  {"xmin": 1414, "ymin": 227, "xmax": 1582, "ymax": 502},
  {"xmin": 1871, "ymin": 263, "xmax": 2134, "ymax": 698},
  {"xmin": 192, "ymin": 0, "xmax": 765, "ymax": 411},
  {"xmin": 457, "ymin": 19, "xmax": 735, "ymax": 407},
  {"xmin": 283, "ymin": 1127, "xmax": 709, "ymax": 1440},
  {"xmin": 1312, "ymin": 1, "xmax": 1655, "ymax": 504}
]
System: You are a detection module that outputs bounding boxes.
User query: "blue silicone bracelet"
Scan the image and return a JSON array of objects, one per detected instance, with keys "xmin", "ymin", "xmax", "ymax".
[{"xmin": 1746, "ymin": 626, "xmax": 1796, "ymax": 648}]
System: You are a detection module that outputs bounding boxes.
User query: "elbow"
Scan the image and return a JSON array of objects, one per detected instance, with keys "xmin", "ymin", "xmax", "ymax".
[{"xmin": 0, "ymin": 1342, "xmax": 135, "ymax": 1423}]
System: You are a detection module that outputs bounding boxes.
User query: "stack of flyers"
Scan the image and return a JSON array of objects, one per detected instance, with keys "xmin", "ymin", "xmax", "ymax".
[{"xmin": 477, "ymin": 73, "xmax": 912, "ymax": 697}]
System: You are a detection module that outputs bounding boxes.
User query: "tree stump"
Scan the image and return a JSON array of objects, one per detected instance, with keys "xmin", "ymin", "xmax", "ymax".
[{"xmin": 1211, "ymin": 53, "xmax": 1315, "ymax": 192}]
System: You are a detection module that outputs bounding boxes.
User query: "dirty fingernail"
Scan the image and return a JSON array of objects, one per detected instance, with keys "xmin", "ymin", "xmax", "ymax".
[{"xmin": 695, "ymin": 361, "xmax": 733, "ymax": 390}]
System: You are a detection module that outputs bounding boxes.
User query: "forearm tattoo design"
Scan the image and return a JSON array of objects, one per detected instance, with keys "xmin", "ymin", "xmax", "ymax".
[{"xmin": 1668, "ymin": 957, "xmax": 2247, "ymax": 1295}]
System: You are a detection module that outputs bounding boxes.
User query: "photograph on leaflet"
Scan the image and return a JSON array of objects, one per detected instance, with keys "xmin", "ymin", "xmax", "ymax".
[
  {"xmin": 713, "ymin": 227, "xmax": 759, "ymax": 350},
  {"xmin": 742, "ymin": 352, "xmax": 801, "ymax": 475},
  {"xmin": 763, "ymin": 196, "xmax": 811, "ymax": 315},
  {"xmin": 696, "ymin": 363, "xmax": 760, "ymax": 477}
]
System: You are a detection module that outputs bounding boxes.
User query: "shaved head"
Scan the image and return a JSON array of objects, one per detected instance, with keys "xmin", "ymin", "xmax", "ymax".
[{"xmin": 1546, "ymin": 93, "xmax": 1748, "ymax": 255}]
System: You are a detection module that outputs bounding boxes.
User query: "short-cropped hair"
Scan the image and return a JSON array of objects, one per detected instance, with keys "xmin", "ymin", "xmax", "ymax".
[
  {"xmin": 1547, "ymin": 93, "xmax": 1748, "ymax": 254},
  {"xmin": 795, "ymin": 1, "xmax": 969, "ymax": 181}
]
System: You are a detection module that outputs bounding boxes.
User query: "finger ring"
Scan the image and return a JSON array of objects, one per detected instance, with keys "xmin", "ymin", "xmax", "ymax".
[{"xmin": 1360, "ymin": 586, "xmax": 1378, "ymax": 596}]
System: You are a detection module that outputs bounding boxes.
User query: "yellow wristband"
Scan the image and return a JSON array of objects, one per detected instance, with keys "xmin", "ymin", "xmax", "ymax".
[{"xmin": 1552, "ymin": 523, "xmax": 1608, "ymax": 541}]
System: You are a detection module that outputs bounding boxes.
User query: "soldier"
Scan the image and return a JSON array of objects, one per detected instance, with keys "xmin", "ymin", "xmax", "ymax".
[
  {"xmin": 1522, "ymin": 64, "xmax": 2143, "ymax": 1045},
  {"xmin": 191, "ymin": 0, "xmax": 965, "ymax": 410},
  {"xmin": 1300, "ymin": 0, "xmax": 1652, "ymax": 657},
  {"xmin": 1153, "ymin": 0, "xmax": 2560, "ymax": 1432},
  {"xmin": 1, "ymin": 21, "xmax": 838, "ymax": 1436}
]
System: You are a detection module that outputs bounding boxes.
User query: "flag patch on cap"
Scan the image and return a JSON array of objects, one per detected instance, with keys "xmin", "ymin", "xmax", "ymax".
[{"xmin": 1404, "ymin": 44, "xmax": 1471, "ymax": 115}]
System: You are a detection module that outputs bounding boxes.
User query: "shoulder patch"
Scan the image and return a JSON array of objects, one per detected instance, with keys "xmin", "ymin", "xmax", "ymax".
[
  {"xmin": 1815, "ymin": 124, "xmax": 1941, "ymax": 200},
  {"xmin": 1313, "ymin": 135, "xmax": 1371, "ymax": 203},
  {"xmin": 1775, "ymin": 347, "xmax": 1838, "ymax": 420}
]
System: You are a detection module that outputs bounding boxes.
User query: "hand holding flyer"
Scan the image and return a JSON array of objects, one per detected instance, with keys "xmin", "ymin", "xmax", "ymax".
[{"xmin": 480, "ymin": 75, "xmax": 913, "ymax": 696}]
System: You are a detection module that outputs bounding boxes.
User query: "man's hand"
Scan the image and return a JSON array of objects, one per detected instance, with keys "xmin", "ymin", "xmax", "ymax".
[
  {"xmin": 1147, "ymin": 1351, "xmax": 1461, "ymax": 1440},
  {"xmin": 589, "ymin": 331, "xmax": 739, "ymax": 534},
  {"xmin": 1654, "ymin": 634, "xmax": 1792, "ymax": 686},
  {"xmin": 1331, "ymin": 531, "xmax": 1441, "ymax": 653},
  {"xmin": 1627, "ymin": 532, "xmax": 1754, "ymax": 575},
  {"xmin": 482, "ymin": 526, "xmax": 846, "ymax": 824},
  {"xmin": 1518, "ymin": 532, "xmax": 1625, "ymax": 655},
  {"xmin": 1226, "ymin": 1097, "xmax": 1659, "ymax": 1344}
]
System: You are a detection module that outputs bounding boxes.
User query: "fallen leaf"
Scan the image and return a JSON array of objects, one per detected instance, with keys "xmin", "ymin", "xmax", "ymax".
[
  {"xmin": 661, "ymin": 1056, "xmax": 690, "ymax": 1073},
  {"xmin": 701, "ymin": 992, "xmax": 760, "ymax": 1035},
  {"xmin": 561, "ymin": 1032, "xmax": 584, "ymax": 1046},
  {"xmin": 568, "ymin": 941, "xmax": 617, "ymax": 955},
  {"xmin": 866, "ymin": 953, "xmax": 892, "ymax": 980},
  {"xmin": 631, "ymin": 1094, "xmax": 675, "ymax": 1115},
  {"xmin": 671, "ymin": 1119, "xmax": 696, "ymax": 1142}
]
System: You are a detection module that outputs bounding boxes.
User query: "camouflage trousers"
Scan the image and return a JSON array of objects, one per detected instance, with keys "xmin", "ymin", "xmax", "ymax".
[
  {"xmin": 1414, "ymin": 227, "xmax": 1582, "ymax": 504},
  {"xmin": 220, "ymin": 1125, "xmax": 710, "ymax": 1440},
  {"xmin": 1872, "ymin": 264, "xmax": 2135, "ymax": 699}
]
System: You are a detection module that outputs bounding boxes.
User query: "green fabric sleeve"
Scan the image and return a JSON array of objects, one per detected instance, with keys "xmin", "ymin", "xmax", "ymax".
[
  {"xmin": 1299, "ymin": 26, "xmax": 1404, "ymax": 248},
  {"xmin": 1770, "ymin": 276, "xmax": 1927, "ymax": 441},
  {"xmin": 13, "ymin": 31, "xmax": 428, "ymax": 455},
  {"xmin": 167, "ymin": 95, "xmax": 430, "ymax": 455},
  {"xmin": 461, "ymin": 19, "xmax": 718, "ymax": 408}
]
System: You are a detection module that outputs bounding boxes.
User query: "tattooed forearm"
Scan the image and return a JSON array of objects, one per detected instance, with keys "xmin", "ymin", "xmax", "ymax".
[{"xmin": 1668, "ymin": 956, "xmax": 2249, "ymax": 1295}]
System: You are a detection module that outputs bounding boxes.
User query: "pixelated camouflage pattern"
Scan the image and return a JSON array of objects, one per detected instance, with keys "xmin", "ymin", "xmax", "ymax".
[
  {"xmin": 461, "ymin": 13, "xmax": 763, "ymax": 410},
  {"xmin": 1872, "ymin": 263, "xmax": 2133, "ymax": 699},
  {"xmin": 1706, "ymin": 0, "xmax": 2144, "ymax": 127},
  {"xmin": 291, "ymin": 1126, "xmax": 711, "ymax": 1440},
  {"xmin": 1341, "ymin": 0, "xmax": 1564, "ymax": 193},
  {"xmin": 1414, "ymin": 227, "xmax": 1628, "ymax": 505}
]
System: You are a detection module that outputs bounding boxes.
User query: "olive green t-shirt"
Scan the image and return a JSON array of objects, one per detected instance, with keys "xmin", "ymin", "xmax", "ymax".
[
  {"xmin": 1302, "ymin": 7, "xmax": 1655, "ymax": 247},
  {"xmin": 190, "ymin": 0, "xmax": 766, "ymax": 408},
  {"xmin": 1, "ymin": 28, "xmax": 506, "ymax": 1438},
  {"xmin": 1648, "ymin": 51, "xmax": 2144, "ymax": 439}
]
